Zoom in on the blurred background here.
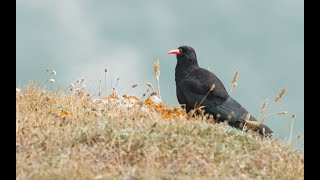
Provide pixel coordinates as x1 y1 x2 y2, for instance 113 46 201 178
16 0 304 151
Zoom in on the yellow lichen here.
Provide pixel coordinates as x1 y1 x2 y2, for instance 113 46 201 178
58 109 73 117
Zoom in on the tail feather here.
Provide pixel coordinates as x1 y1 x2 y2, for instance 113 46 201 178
204 97 274 137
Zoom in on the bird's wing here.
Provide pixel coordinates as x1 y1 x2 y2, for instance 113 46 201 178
179 80 243 118
177 76 228 110
188 68 229 99
206 96 252 122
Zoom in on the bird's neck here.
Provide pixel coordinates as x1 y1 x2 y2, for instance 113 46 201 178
175 60 199 83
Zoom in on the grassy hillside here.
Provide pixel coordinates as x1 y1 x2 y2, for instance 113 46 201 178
16 83 304 179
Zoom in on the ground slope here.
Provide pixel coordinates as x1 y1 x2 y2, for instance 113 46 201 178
16 85 304 179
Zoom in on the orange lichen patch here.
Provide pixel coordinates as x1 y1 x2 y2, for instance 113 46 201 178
105 93 117 100
122 95 140 101
58 109 73 117
144 97 155 106
144 97 187 120
102 93 186 120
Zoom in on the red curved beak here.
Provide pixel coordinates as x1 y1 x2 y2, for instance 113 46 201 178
167 49 180 55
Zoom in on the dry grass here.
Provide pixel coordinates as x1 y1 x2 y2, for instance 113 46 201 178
196 84 215 109
275 86 287 103
16 83 304 179
131 84 138 88
230 69 239 93
154 59 161 99
289 114 296 145
260 99 268 113
276 111 288 115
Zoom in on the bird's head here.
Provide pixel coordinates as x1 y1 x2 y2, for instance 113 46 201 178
167 46 198 64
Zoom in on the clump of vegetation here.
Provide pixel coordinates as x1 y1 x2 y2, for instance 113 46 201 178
16 81 304 179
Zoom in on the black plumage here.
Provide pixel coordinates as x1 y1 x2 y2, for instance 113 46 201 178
168 46 273 136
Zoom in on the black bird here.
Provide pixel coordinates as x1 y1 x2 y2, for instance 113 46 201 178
168 46 273 136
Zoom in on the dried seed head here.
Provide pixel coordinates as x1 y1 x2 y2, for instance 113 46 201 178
69 83 75 91
46 67 50 72
232 70 239 88
276 111 288 115
50 79 55 83
244 120 260 129
154 59 160 82
210 84 216 91
52 70 56 75
146 82 154 89
150 91 158 97
275 86 287 102
292 114 296 119
104 67 108 72
132 84 138 88
245 113 251 121
16 88 21 93
261 99 268 113
77 78 85 84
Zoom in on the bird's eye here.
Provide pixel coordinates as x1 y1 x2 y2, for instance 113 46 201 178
179 48 183 54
